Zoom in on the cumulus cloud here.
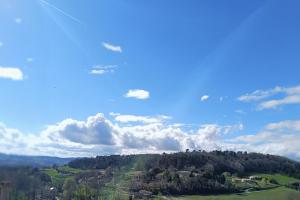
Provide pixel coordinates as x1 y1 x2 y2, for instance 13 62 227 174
0 113 244 157
230 120 300 158
201 95 209 101
102 42 122 53
89 65 117 75
0 67 24 80
42 113 117 145
238 85 300 110
1 113 300 160
124 89 150 100
0 123 40 156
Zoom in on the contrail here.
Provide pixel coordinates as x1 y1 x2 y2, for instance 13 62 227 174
39 0 81 24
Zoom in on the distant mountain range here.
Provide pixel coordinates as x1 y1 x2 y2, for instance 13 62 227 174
0 153 75 167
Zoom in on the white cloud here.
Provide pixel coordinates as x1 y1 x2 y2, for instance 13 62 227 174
0 122 39 156
266 120 300 131
0 42 3 47
15 18 22 24
90 69 106 75
238 86 283 102
0 67 24 80
102 42 122 53
258 95 300 110
201 95 209 101
109 112 121 116
230 120 300 158
0 113 299 160
238 85 300 110
112 114 171 124
235 109 246 115
0 113 244 157
26 58 34 62
125 89 150 100
42 113 117 145
89 65 117 75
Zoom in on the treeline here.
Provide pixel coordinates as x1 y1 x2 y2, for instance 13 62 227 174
144 151 300 177
0 166 52 199
69 150 300 196
69 151 300 178
68 154 138 170
134 150 300 195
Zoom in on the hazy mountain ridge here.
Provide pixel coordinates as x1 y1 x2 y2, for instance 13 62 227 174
0 153 74 167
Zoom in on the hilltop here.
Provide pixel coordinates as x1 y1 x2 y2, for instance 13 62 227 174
1 151 300 199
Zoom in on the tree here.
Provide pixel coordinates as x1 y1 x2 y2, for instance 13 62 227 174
63 178 77 200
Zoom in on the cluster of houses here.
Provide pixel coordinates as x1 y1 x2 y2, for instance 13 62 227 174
233 175 262 183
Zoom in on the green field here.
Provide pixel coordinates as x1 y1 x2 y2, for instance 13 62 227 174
96 165 135 200
41 165 300 200
156 174 300 200
41 165 83 187
257 174 300 185
172 187 300 200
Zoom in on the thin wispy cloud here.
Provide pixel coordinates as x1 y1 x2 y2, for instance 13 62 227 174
258 95 300 110
201 95 209 101
15 18 22 24
89 65 117 75
26 58 34 62
102 42 122 53
235 109 246 115
238 86 283 102
0 67 24 81
238 85 300 110
110 113 171 124
90 69 106 75
39 0 81 24
125 89 150 100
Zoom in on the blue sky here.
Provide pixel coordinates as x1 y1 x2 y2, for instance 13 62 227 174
0 0 300 158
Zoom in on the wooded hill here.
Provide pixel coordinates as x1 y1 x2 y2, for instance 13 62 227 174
69 150 300 195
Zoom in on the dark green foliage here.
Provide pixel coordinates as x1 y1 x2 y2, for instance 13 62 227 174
68 154 138 170
0 167 52 200
144 151 300 178
68 151 300 196
288 182 300 191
